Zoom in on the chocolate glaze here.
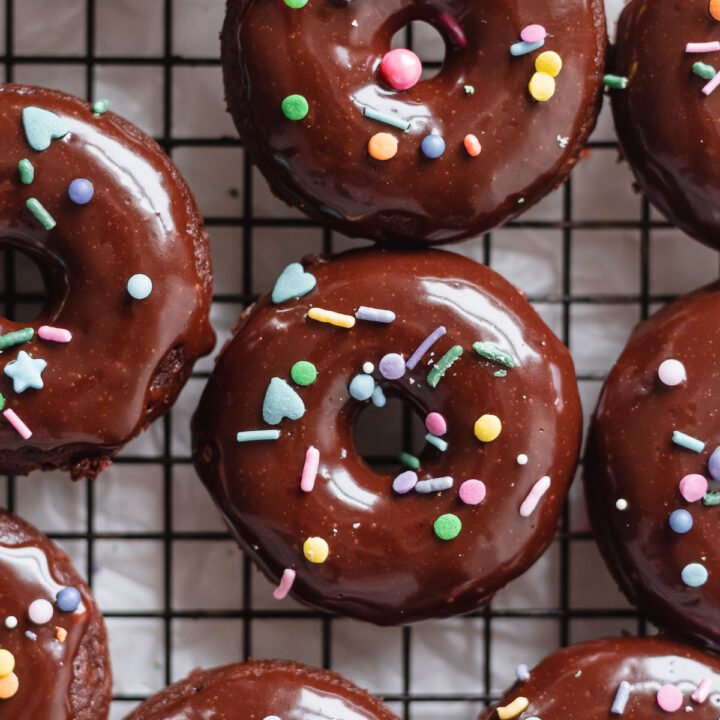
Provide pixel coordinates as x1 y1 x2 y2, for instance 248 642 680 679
585 282 720 653
126 660 398 720
0 507 111 720
611 0 720 250
221 0 606 246
0 84 214 479
479 636 720 720
192 249 582 625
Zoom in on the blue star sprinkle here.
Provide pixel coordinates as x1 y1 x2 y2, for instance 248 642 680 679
5 351 47 393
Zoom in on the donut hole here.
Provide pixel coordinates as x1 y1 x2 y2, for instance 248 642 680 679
0 248 49 322
390 21 446 81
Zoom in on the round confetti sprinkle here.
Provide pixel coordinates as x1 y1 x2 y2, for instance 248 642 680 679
68 178 94 205
284 0 308 6
56 586 82 613
421 134 445 159
127 273 153 300
368 132 398 160
0 650 14 678
380 48 422 91
4 616 17 630
393 470 418 494
669 509 693 534
658 359 686 386
379 353 405 380
303 536 329 563
679 474 708 503
520 24 547 43
281 94 309 121
474 414 502 442
0 672 18 699
535 51 562 77
709 446 720 481
464 134 481 157
28 598 53 625
291 360 317 386
711 0 720 21
348 373 374 401
434 513 462 540
616 498 628 510
529 72 556 101
657 684 683 712
682 562 708 587
263 716 282 720
459 479 486 505
517 453 528 465
362 362 374 374
425 412 447 436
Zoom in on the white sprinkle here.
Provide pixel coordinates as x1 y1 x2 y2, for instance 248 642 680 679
616 499 628 511
517 453 528 465
4 616 17 629
556 135 569 148
362 362 374 374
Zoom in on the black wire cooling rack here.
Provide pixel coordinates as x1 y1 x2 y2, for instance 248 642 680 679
0 1 667 717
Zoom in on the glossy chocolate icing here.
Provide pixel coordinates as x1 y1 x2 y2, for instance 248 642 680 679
192 249 582 624
221 0 606 246
611 0 720 250
0 508 111 720
479 636 720 720
126 660 398 720
0 84 214 479
585 282 720 653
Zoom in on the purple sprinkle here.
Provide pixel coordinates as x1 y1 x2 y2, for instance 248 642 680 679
356 306 396 323
611 681 631 714
393 470 418 494
415 476 453 493
379 353 405 380
406 326 447 370
516 664 530 681
68 178 94 205
709 446 720 481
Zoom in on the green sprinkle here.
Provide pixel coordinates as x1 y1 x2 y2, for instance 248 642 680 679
398 452 420 470
494 369 507 378
694 62 717 80
0 328 34 351
291 360 317 386
92 98 110 115
603 74 629 89
434 513 461 540
473 341 515 368
464 85 475 95
427 345 463 388
518 198 525 204
0 393 5 412
228 187 239 198
26 198 56 230
284 0 308 7
18 159 34 185
363 107 409 131
703 491 720 506
282 94 309 121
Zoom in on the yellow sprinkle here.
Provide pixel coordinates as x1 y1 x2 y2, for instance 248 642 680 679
303 536 329 563
474 414 502 442
307 307 355 328
497 697 529 720
535 51 562 77
0 650 14 678
56 627 68 643
529 72 556 102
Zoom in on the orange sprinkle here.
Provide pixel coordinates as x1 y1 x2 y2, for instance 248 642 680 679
464 134 482 157
711 0 720 20
368 132 398 160
56 626 68 643
0 672 18 700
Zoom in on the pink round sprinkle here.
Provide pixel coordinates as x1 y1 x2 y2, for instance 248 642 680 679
28 598 53 625
380 49 422 91
657 684 683 712
459 479 486 505
679 474 708 503
379 353 405 380
425 412 447 436
520 24 546 43
658 359 686 386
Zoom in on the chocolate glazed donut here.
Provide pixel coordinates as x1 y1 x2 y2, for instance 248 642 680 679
585 282 720 653
0 84 214 479
192 249 582 624
221 0 606 246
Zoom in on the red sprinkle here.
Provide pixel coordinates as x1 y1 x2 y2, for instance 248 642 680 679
464 134 482 157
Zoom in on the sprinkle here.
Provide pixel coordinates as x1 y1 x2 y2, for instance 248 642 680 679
406 326 446 370
38 326 72 343
398 452 420 470
703 491 720 506
692 678 711 704
669 509 693 533
611 681 631 714
494 369 507 378
464 85 475 95
473 341 515 368
284 0 308 6
604 74 629 89
535 51 562 77
393 470 418 494
291 360 317 386
421 134 446 159
56 586 81 613
529 72 556 101
26 198 56 229
474 414 502 442
425 433 447 452
515 664 531 681
702 71 720 95
356 306 395 323
616 498 628 510
520 476 551 517
657 685 683 712
368 132 398 160
658 359 686 386
438 13 467 47
672 431 705 452
681 562 708 587
434 513 461 540
517 454 528 465
308 307 355 328
303 536 329 563
281 94 309 121
371 385 386 407
362 362 374 373
28 598 53 625
416 476 453 493
510 40 544 56
22 106 68 151
712 0 720 21
379 353 405 380
425 412 447 436
694 61 717 80
427 345 463 388
679 473 708 502
379 48 422 91
521 24 546 43
273 568 296 599
686 41 720 53
6 409 32 439
263 377 305 424
56 626 67 643
349 373 375 401
68 178 94 205
0 327 33 350
92 98 110 114
459 479 486 505
497 697 529 719
4 616 17 629
0 672 18 699
5 351 46 393
557 135 569 148
363 106 410 131
464 134 481 157
18 158 34 184
0 650 14 678
301 446 320 492
236 429 281 442
126 273 153 300
272 263 317 304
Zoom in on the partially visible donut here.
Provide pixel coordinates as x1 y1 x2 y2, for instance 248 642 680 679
0 84 214 479
0 507 112 720
221 0 607 245
192 248 582 624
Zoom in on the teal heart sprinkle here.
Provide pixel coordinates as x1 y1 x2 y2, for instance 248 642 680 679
271 262 317 304
22 106 69 152
262 377 305 425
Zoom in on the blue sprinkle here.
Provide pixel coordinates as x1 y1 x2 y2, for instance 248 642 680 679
682 562 708 587
236 429 281 442
709 446 720 480
349 373 374 401
611 681 631 714
515 664 530 681
56 586 82 613
127 273 153 300
421 134 445 159
262 377 306 424
672 430 705 453
356 306 396 323
510 39 545 56
425 432 448 452
669 509 693 534
363 106 410 131
416 476 454 493
68 178 94 205
371 385 386 408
